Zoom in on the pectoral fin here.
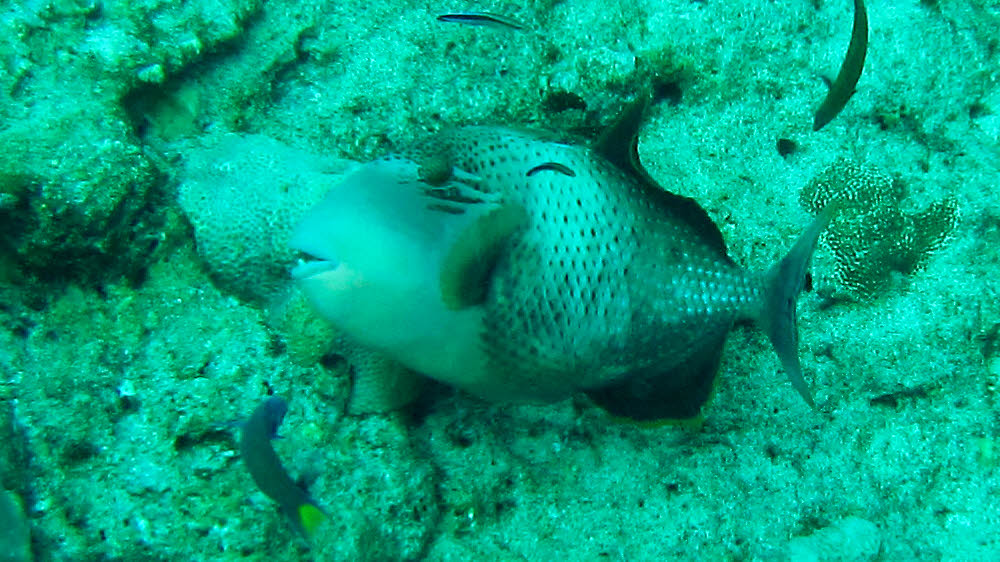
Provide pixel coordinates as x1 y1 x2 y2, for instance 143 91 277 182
440 203 528 309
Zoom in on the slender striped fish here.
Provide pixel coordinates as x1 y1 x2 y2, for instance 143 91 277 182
436 12 525 31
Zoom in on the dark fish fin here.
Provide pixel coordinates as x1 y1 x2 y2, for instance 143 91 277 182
761 205 838 407
655 192 730 259
586 332 727 421
594 92 730 257
593 91 651 175
440 203 528 309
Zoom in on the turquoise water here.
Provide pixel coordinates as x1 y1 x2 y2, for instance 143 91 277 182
1 0 997 559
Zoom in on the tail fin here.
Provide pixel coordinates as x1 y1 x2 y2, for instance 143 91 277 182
290 501 328 539
761 205 837 407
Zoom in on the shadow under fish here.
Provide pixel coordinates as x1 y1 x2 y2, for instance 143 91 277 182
291 93 833 421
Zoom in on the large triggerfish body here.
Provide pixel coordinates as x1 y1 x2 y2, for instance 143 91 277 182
291 95 832 420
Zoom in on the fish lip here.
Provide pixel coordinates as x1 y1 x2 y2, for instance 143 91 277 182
291 258 338 280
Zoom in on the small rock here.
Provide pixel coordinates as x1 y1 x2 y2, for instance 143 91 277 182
788 516 880 562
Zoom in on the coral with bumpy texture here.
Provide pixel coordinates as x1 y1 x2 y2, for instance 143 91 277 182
800 158 958 300
178 133 355 303
179 134 419 414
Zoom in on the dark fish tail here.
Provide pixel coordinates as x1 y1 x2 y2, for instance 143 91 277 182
761 206 837 407
813 0 869 131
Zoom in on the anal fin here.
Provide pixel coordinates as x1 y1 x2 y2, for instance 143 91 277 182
586 332 727 422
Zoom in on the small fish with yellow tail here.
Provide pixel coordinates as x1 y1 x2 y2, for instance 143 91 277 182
291 94 833 420
239 396 326 537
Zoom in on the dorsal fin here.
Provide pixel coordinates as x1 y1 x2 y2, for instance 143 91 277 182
594 92 729 257
593 92 651 176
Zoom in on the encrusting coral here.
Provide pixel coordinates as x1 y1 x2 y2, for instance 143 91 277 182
178 133 355 303
800 158 958 300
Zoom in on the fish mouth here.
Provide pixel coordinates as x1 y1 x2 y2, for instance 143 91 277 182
291 255 339 280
